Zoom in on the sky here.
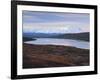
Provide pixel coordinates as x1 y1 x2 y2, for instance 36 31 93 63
22 11 90 34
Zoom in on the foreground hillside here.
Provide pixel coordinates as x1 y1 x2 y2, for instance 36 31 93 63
23 43 89 68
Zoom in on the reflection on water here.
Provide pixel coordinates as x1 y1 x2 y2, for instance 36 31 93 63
24 38 89 49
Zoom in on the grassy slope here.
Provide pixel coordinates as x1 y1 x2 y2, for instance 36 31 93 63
23 43 89 68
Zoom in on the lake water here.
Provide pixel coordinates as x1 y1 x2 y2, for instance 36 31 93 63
24 38 89 49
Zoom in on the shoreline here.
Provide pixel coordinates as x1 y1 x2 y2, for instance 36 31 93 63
24 38 89 49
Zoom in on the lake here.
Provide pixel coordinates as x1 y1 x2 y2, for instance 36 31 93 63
24 38 89 49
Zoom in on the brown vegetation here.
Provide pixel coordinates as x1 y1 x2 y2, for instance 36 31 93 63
23 43 89 68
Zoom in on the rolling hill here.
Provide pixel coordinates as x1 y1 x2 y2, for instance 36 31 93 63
52 32 89 41
23 32 89 41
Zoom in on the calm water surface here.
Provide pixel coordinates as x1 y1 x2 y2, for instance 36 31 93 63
24 38 89 49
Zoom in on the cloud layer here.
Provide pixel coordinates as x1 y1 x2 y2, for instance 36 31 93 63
23 11 90 33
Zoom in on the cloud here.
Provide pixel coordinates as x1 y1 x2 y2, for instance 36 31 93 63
22 11 90 33
23 22 89 33
23 11 90 24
